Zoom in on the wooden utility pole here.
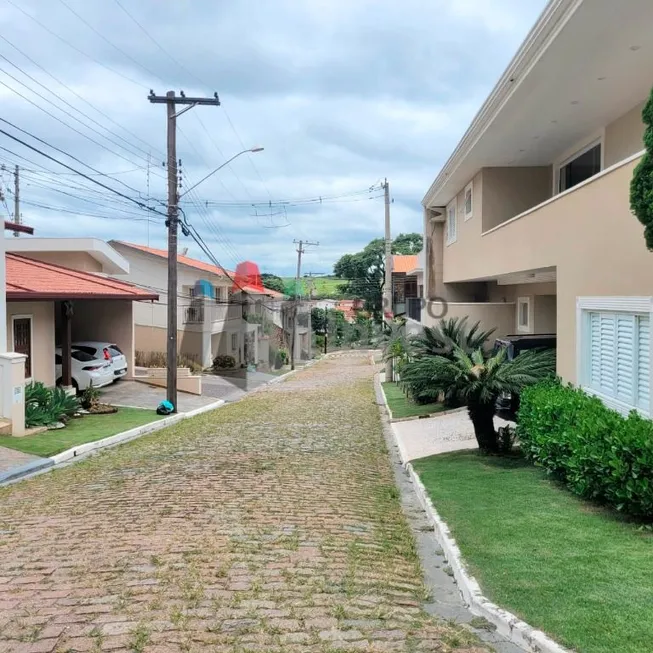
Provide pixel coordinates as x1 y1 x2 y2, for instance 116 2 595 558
13 165 19 237
148 90 221 411
383 178 393 381
290 239 319 370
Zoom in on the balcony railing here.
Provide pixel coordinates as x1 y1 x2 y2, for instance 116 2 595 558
407 297 422 322
184 305 204 324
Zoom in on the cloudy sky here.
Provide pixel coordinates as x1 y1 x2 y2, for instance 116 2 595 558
0 0 547 276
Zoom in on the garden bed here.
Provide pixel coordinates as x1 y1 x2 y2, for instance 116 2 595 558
0 408 165 457
414 451 653 653
382 381 446 419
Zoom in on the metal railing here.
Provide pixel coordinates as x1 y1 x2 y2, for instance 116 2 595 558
184 305 204 324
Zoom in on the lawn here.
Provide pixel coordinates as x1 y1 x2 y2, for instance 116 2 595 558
0 408 165 457
382 381 446 419
283 276 345 297
414 451 653 653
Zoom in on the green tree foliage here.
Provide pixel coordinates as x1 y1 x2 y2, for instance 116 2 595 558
411 317 496 358
401 345 555 453
631 87 653 248
260 273 286 294
332 233 422 318
392 232 423 254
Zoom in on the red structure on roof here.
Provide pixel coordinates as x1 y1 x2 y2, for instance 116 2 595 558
5 254 158 301
233 260 263 293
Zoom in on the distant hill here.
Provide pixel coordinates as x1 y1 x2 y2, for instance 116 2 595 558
281 276 345 298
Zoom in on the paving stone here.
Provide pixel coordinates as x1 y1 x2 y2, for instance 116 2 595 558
0 354 486 652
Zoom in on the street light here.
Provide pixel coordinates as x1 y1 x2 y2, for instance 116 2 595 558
179 147 264 198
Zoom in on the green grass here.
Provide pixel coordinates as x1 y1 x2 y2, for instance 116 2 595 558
0 408 165 457
382 382 446 419
283 275 345 297
414 451 653 653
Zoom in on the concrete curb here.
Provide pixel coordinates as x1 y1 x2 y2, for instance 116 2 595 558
0 457 54 485
405 465 569 653
0 399 226 487
374 373 568 652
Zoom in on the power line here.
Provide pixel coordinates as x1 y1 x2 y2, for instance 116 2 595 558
0 124 167 217
5 0 146 89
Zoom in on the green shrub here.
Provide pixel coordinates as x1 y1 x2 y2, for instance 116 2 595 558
518 381 653 517
81 383 101 410
24 381 79 428
213 354 236 370
278 348 289 365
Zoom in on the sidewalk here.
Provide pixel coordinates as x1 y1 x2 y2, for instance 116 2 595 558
0 446 44 474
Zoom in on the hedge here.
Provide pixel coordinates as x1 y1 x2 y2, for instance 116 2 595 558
517 381 653 518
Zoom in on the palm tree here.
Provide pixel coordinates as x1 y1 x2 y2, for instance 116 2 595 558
400 345 555 453
411 316 496 359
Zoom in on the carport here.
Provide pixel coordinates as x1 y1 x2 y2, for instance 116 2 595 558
6 254 158 387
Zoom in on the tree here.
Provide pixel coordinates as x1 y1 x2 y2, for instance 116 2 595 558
631 88 653 248
392 232 423 254
401 345 555 453
411 317 496 358
332 233 423 319
261 273 285 294
311 307 328 334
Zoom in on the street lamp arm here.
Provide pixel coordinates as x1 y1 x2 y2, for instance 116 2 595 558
178 147 263 198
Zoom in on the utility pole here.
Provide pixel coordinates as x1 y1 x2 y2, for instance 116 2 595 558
383 178 393 381
148 90 221 411
13 165 19 237
290 239 319 370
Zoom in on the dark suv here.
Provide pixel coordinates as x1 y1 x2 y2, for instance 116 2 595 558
494 333 557 418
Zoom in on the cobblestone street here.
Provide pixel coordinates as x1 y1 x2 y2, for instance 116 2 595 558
0 354 484 653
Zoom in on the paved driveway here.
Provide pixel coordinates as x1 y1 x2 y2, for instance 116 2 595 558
0 355 485 652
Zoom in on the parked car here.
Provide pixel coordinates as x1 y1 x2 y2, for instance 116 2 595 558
72 341 128 382
494 334 557 418
55 347 115 391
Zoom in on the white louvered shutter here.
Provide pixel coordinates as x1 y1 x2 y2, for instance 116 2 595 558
589 313 601 388
615 315 635 404
599 314 616 395
637 316 650 411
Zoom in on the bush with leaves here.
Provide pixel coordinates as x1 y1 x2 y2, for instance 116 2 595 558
401 345 555 453
518 381 653 518
212 354 236 370
24 381 80 428
631 87 653 248
81 383 101 410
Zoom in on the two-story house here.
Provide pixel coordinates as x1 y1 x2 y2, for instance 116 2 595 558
418 0 653 417
109 242 284 369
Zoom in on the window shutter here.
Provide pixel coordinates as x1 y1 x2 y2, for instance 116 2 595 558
598 314 616 394
638 316 650 410
589 312 601 387
615 315 635 403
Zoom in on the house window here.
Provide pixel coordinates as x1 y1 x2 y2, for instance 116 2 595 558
517 297 530 333
446 202 457 245
558 142 602 193
584 312 649 412
231 333 238 351
12 316 33 379
578 298 653 416
464 182 473 220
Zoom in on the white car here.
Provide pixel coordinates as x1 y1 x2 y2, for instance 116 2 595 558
72 341 128 382
55 347 115 391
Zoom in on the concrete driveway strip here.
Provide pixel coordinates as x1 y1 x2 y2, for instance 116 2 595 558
0 354 493 653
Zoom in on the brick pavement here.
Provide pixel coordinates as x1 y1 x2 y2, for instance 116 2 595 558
0 353 485 652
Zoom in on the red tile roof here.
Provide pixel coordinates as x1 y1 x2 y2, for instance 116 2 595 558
392 254 419 274
6 254 158 301
115 241 234 277
114 241 286 299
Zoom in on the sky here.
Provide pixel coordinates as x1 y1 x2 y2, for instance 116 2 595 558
0 0 547 276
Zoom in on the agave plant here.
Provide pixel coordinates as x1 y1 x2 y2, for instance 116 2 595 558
411 316 496 359
400 345 555 453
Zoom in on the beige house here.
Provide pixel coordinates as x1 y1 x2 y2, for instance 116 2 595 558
418 0 653 417
4 237 157 388
109 242 286 369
